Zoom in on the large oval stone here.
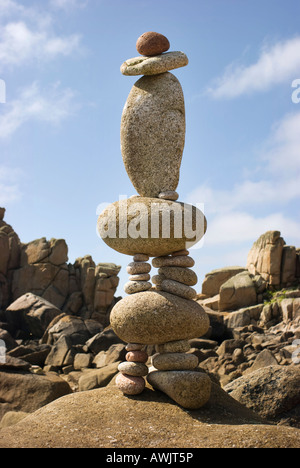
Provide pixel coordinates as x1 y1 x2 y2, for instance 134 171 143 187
97 196 207 257
121 72 185 198
110 290 210 345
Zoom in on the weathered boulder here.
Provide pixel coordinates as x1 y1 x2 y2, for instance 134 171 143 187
85 327 125 356
0 369 72 421
201 266 246 298
219 271 257 312
225 365 300 427
244 349 278 374
78 362 120 391
5 293 62 339
0 411 29 429
43 314 102 347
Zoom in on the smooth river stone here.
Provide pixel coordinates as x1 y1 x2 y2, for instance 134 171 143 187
129 273 151 281
136 32 170 56
155 339 191 354
110 290 210 345
161 279 197 300
120 72 185 198
118 361 148 377
124 280 152 294
120 52 188 76
152 352 198 371
152 255 195 268
147 370 212 409
126 262 151 275
116 373 145 395
158 266 198 286
97 197 207 257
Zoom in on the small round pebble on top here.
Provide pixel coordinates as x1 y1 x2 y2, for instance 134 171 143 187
136 31 170 56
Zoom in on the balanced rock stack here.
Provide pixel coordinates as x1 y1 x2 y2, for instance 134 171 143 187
98 32 211 409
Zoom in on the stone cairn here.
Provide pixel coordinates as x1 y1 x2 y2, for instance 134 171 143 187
98 32 211 409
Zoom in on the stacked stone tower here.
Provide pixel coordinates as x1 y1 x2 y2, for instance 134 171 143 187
98 32 211 409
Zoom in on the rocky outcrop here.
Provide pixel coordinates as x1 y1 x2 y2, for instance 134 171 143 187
199 231 299 313
0 208 21 311
0 209 121 327
247 231 299 288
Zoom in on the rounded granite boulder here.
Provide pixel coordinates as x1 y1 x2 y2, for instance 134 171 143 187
120 72 185 198
110 290 210 345
97 196 207 257
147 370 212 409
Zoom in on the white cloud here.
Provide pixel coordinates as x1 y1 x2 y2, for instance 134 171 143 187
0 0 82 71
204 211 300 246
0 165 22 204
0 81 77 139
263 111 300 175
187 109 300 254
207 36 300 99
50 0 88 10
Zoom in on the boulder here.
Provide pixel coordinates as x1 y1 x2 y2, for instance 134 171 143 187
244 349 278 374
0 369 72 421
0 328 18 351
201 266 246 298
85 327 125 356
43 315 102 347
5 293 62 339
0 412 29 429
1 383 300 448
78 362 120 391
219 271 257 312
224 365 300 426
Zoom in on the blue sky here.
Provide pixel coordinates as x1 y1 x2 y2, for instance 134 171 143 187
1 0 300 295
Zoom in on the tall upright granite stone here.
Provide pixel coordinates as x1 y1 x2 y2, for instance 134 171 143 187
98 32 210 409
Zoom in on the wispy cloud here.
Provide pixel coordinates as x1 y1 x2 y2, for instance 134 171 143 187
50 0 88 10
187 110 300 248
0 165 22 205
0 81 77 139
207 36 300 99
0 0 82 71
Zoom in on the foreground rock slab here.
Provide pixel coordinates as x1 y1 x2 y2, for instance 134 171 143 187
0 384 299 448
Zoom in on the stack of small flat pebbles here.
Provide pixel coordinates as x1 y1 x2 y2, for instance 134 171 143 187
116 343 148 395
98 32 211 409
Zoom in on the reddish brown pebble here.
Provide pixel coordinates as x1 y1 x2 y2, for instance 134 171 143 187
116 373 145 395
172 249 190 257
126 350 148 363
136 31 170 56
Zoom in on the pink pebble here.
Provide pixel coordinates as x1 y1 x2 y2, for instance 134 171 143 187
126 350 148 363
116 373 145 395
